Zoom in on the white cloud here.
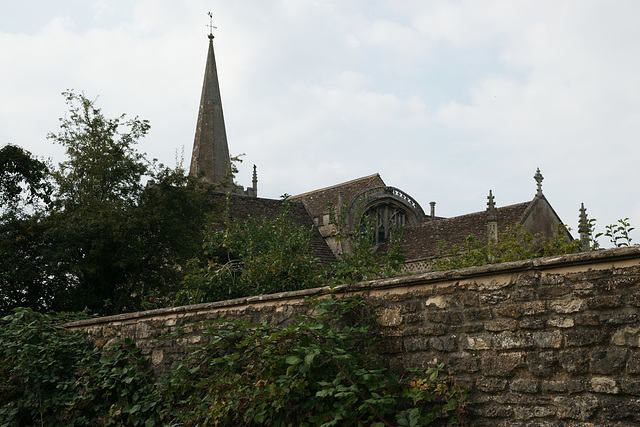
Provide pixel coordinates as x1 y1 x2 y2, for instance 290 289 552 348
1 0 640 244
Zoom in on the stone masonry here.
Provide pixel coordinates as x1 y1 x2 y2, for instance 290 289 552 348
66 246 640 425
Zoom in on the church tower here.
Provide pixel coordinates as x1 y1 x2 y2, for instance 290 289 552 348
189 15 232 185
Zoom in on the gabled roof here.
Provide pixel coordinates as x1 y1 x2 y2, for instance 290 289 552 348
400 201 532 261
210 193 336 264
290 174 386 218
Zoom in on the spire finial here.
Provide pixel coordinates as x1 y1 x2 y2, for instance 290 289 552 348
487 190 497 221
534 168 544 196
578 202 591 251
206 12 217 40
252 164 258 193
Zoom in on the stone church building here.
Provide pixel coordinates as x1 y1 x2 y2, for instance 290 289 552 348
189 29 575 272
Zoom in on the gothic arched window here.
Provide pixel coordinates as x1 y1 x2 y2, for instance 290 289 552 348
361 203 407 245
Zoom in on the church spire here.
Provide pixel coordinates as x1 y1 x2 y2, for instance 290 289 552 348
189 12 232 185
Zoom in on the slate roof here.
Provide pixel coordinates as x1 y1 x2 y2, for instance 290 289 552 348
210 193 336 264
400 201 532 261
290 174 386 219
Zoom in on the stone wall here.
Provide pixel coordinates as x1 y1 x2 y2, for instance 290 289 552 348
66 247 640 425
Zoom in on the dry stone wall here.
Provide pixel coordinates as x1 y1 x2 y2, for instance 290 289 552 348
66 247 640 425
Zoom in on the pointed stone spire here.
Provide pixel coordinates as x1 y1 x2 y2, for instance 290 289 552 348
534 168 544 196
189 13 232 185
486 190 498 242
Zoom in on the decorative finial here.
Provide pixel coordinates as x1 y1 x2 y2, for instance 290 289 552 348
578 203 591 251
252 164 258 192
487 190 497 222
534 168 544 196
206 12 217 40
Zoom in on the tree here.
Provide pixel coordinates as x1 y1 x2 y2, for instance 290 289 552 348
49 90 150 209
0 144 51 219
0 145 58 313
176 196 320 305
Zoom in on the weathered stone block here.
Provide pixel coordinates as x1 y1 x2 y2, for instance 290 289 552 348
425 296 448 309
612 325 640 347
600 312 638 325
619 379 640 396
549 298 584 314
513 405 555 420
527 351 557 377
591 348 628 374
480 291 510 305
151 349 164 365
477 376 508 392
547 317 574 328
464 307 493 321
519 317 545 329
565 330 606 347
538 284 573 299
405 312 423 324
626 351 640 373
404 336 429 352
540 274 565 286
558 349 590 374
566 379 586 394
554 395 599 421
461 334 491 350
473 404 514 418
573 314 599 326
590 376 619 394
484 319 517 332
418 323 448 336
541 380 567 393
481 352 525 376
376 307 403 327
448 352 479 373
523 300 547 316
494 303 524 318
586 294 624 309
493 331 533 349
572 282 594 296
429 336 457 352
532 331 563 348
511 378 539 393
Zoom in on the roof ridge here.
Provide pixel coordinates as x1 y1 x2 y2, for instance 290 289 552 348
290 173 382 199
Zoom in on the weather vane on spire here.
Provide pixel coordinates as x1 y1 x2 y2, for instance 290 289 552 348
206 12 217 39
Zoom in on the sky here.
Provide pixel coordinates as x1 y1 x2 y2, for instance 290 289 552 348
1 0 639 245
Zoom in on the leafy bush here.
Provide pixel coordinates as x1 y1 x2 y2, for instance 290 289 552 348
157 295 468 426
431 223 582 271
176 197 321 305
1 298 468 426
0 308 161 426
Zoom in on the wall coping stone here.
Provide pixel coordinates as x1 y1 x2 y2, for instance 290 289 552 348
65 246 640 329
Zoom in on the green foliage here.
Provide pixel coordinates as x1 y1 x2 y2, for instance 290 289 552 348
325 201 406 285
158 294 468 426
176 196 320 305
0 144 51 220
596 218 635 248
431 223 582 271
0 92 216 315
0 308 160 426
176 198 408 306
49 90 150 209
1 298 468 426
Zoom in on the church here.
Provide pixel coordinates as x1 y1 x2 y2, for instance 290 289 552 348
188 26 576 273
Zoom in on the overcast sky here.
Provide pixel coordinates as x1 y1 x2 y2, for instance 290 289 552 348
1 1 639 245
